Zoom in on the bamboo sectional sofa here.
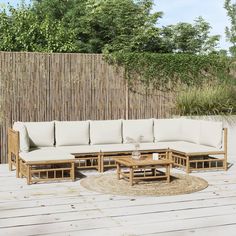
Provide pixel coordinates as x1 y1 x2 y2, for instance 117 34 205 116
8 118 228 184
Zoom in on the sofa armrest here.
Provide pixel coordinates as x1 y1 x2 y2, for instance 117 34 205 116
8 128 19 155
8 128 20 174
223 128 228 154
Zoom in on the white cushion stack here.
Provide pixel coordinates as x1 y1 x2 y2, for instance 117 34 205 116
13 118 224 161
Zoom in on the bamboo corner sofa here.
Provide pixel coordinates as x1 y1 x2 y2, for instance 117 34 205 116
8 118 228 184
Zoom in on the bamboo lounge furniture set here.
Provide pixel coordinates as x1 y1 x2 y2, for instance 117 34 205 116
8 118 228 184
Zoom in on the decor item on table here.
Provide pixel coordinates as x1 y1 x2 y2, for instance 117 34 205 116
132 149 141 160
126 136 143 160
80 173 208 196
152 153 159 160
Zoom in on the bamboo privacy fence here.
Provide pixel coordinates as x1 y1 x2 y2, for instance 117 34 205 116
0 52 173 163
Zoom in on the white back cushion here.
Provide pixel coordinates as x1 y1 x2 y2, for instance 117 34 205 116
24 121 55 147
55 121 89 146
180 119 200 144
90 120 122 145
199 120 223 148
123 119 154 143
13 122 30 152
154 118 182 142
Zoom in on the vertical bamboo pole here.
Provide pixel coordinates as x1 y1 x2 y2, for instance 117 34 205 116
125 79 129 120
71 162 75 181
224 128 228 171
27 165 31 185
186 156 190 174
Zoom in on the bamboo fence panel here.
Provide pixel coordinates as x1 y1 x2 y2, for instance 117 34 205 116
0 52 173 164
127 80 174 119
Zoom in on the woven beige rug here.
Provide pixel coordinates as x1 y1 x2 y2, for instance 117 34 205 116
80 173 208 196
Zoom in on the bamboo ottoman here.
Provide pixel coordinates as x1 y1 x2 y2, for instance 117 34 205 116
19 151 76 185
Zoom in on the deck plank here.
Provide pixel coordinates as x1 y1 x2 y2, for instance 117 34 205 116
0 163 236 236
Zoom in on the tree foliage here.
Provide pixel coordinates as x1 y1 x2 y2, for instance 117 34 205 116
0 2 78 52
166 17 220 54
0 0 221 54
32 0 163 53
160 17 220 54
225 0 236 57
86 0 162 53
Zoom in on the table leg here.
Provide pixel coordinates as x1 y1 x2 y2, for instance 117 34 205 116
100 154 104 173
27 165 31 185
98 154 101 172
71 162 75 181
186 155 190 174
117 163 120 180
166 164 170 183
151 167 155 176
130 167 133 186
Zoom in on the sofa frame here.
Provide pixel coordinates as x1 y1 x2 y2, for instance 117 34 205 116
8 128 75 184
8 129 20 175
171 128 228 173
7 126 228 184
19 158 75 185
73 152 101 172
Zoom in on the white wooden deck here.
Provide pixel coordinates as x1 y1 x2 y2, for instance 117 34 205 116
1 162 236 236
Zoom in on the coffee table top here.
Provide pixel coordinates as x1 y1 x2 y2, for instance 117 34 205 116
115 156 173 167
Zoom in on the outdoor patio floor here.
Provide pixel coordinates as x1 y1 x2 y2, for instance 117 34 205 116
1 162 236 236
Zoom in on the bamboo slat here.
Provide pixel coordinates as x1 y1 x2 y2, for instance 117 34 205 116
0 52 173 163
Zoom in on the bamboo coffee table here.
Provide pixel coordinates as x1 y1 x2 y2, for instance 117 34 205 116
116 156 173 186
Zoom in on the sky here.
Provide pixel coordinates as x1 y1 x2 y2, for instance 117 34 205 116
154 0 231 50
0 0 232 51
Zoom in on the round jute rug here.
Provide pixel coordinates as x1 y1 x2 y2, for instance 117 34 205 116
80 173 208 196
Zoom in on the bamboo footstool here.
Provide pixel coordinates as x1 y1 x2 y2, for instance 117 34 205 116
19 153 76 185
116 156 174 186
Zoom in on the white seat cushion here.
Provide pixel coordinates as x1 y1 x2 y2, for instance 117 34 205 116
90 120 122 145
123 119 154 143
169 141 219 153
154 118 182 142
95 144 135 152
55 145 100 154
55 121 89 146
141 141 219 153
199 120 223 148
24 121 55 147
139 142 172 150
20 148 74 162
180 119 200 144
94 142 218 153
13 122 30 152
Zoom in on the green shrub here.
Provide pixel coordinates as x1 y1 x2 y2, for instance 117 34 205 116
175 85 236 115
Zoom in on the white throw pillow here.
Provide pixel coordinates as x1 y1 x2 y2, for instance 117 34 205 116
199 120 223 148
154 118 182 142
180 119 201 144
123 119 154 143
90 120 122 145
55 121 89 146
13 122 30 152
24 121 55 147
